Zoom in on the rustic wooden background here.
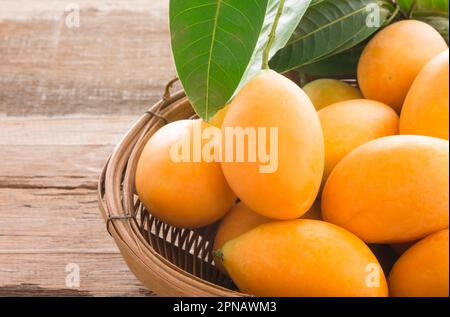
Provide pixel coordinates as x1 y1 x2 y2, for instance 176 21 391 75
0 0 177 296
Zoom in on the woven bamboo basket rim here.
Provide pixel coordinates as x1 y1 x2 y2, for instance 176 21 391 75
97 81 249 297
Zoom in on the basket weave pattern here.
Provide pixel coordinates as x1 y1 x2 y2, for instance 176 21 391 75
98 89 245 296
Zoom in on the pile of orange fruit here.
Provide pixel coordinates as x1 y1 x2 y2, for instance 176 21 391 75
136 20 449 297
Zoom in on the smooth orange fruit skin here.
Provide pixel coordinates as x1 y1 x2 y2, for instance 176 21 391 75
303 79 363 110
400 50 449 140
213 202 271 253
135 120 236 229
213 200 323 272
358 20 448 112
214 201 323 251
318 99 399 184
213 202 272 272
322 135 449 243
389 229 449 297
221 70 324 220
220 220 388 297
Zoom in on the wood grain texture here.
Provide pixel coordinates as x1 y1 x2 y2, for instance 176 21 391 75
0 116 136 146
0 254 154 297
0 0 180 296
0 116 159 296
0 0 178 116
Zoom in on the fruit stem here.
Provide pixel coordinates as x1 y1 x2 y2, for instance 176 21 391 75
262 0 285 70
214 249 224 262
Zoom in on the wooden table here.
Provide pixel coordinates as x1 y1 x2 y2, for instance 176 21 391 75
0 0 177 296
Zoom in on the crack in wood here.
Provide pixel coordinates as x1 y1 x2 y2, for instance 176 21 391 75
0 183 97 190
0 283 156 297
0 283 93 297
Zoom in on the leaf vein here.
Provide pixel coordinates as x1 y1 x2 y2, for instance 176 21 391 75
171 2 216 26
205 0 223 119
286 5 368 46
222 1 257 35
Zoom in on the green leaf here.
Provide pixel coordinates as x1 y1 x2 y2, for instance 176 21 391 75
299 44 365 76
395 1 449 42
397 0 449 17
333 6 389 52
170 0 311 120
170 0 268 120
269 0 391 73
238 0 311 92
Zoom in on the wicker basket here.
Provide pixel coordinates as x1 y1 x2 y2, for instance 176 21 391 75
97 81 247 297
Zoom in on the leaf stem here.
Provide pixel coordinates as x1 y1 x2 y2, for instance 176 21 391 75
385 0 407 19
407 0 417 18
262 0 286 70
384 4 401 26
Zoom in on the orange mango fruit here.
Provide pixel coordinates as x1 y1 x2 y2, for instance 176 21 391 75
389 229 449 297
322 135 449 243
318 99 399 184
135 119 236 228
219 220 388 297
221 70 324 220
400 50 449 140
358 20 448 112
303 79 363 110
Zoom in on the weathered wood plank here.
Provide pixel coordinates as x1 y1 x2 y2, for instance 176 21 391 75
0 0 177 117
0 145 112 188
0 0 174 296
0 116 137 146
0 253 155 296
0 187 114 251
0 116 153 295
0 120 125 250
